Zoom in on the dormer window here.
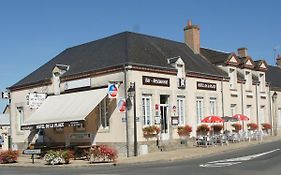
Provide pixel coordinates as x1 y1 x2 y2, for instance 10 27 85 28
229 68 237 89
245 71 252 91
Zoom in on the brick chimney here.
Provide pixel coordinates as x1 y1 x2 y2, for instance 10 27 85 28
276 54 281 67
184 20 200 54
237 47 248 57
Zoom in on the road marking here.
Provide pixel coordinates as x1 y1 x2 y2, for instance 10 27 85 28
200 148 280 168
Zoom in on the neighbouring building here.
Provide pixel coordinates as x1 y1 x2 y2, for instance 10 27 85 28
5 20 281 156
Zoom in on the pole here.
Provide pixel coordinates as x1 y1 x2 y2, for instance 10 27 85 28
274 97 278 136
123 65 130 157
133 82 138 156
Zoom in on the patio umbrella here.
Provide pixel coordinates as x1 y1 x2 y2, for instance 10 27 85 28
201 116 224 123
201 116 224 135
233 114 249 121
233 114 249 131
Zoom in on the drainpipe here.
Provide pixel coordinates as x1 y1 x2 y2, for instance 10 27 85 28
241 83 244 115
268 85 273 136
221 78 225 117
123 64 129 157
255 84 259 130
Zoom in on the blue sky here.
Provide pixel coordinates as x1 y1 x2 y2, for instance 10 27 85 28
0 0 280 111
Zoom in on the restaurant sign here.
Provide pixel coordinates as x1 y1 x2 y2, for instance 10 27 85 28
21 121 84 130
197 82 217 91
142 76 170 87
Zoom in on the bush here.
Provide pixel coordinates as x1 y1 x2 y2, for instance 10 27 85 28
143 125 160 138
177 125 192 137
247 123 258 131
0 150 19 164
44 150 74 165
89 145 118 163
196 124 210 135
211 124 223 133
232 123 242 132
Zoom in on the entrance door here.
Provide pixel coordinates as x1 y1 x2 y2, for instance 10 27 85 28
160 94 170 140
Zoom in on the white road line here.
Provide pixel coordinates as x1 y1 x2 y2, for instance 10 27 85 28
200 148 280 168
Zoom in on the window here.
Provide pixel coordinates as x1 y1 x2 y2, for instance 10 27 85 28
259 106 265 124
229 68 236 89
99 98 109 129
209 97 216 116
142 95 152 126
259 73 265 92
196 97 204 124
75 123 85 131
246 105 252 118
230 104 237 117
177 97 185 125
245 71 252 91
16 107 24 132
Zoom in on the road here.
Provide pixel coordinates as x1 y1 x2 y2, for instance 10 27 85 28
1 140 281 175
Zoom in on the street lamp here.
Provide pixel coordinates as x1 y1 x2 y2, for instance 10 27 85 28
127 82 137 156
272 92 278 136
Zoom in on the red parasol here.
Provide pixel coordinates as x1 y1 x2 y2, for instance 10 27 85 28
201 116 224 123
233 114 249 121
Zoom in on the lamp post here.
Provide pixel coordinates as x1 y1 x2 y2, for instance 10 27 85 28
127 82 137 156
272 92 278 136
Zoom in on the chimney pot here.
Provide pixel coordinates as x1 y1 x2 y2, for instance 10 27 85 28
184 19 200 54
276 54 281 67
237 47 248 57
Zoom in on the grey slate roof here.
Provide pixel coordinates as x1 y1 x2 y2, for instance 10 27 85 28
200 48 231 64
266 65 281 89
11 32 227 89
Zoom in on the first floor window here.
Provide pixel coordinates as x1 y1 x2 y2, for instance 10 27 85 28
259 106 265 124
16 107 24 132
142 95 152 126
196 97 204 124
278 108 281 127
177 96 185 125
246 105 252 119
99 98 109 129
209 97 216 116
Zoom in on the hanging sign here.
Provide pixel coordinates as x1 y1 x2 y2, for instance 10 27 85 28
108 83 118 98
117 98 126 112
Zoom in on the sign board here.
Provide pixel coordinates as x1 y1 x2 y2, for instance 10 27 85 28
23 149 41 155
117 98 126 112
155 116 161 125
108 83 118 98
26 93 47 109
65 78 90 90
197 82 217 91
171 116 179 125
178 78 186 89
142 76 170 87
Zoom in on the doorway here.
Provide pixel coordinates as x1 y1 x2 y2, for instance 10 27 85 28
160 95 169 140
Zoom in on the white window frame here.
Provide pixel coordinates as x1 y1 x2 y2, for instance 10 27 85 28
196 97 204 124
99 98 109 130
230 104 237 117
259 73 265 92
278 108 281 127
246 105 252 119
16 107 24 132
245 71 252 91
177 96 185 125
229 68 237 89
259 106 265 124
142 95 152 126
209 97 216 116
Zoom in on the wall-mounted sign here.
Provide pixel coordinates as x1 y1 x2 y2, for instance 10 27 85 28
117 98 126 112
171 116 179 125
178 78 186 89
197 82 217 91
65 78 90 90
26 93 47 109
142 76 170 87
108 83 118 98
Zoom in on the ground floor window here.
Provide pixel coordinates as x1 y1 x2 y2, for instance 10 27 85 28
259 106 265 124
177 96 185 125
142 95 152 126
209 97 216 116
278 108 281 127
246 105 252 119
16 106 24 132
196 97 204 124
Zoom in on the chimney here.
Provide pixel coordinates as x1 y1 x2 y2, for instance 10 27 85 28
276 54 281 67
237 47 248 57
184 20 200 54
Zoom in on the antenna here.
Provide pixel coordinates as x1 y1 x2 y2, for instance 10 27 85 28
273 46 280 64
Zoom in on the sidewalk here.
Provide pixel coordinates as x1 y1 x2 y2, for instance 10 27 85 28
1 135 281 168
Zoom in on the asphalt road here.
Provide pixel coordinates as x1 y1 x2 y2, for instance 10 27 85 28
1 140 281 175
